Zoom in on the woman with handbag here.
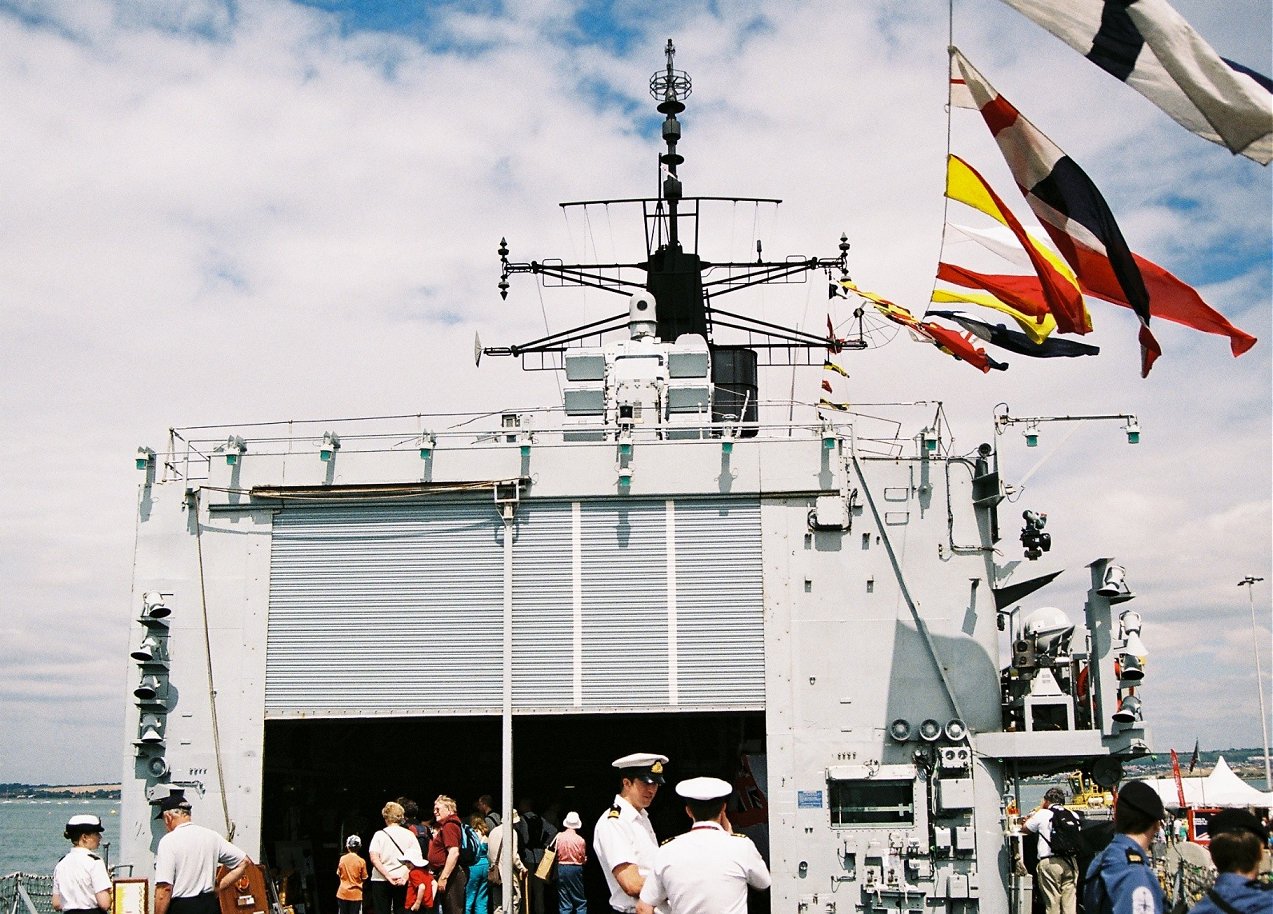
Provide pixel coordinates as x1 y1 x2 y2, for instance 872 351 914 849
370 802 424 914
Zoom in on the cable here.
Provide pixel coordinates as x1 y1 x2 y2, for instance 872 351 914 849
192 490 235 841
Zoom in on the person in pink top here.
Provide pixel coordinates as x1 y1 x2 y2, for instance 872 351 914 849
553 812 588 914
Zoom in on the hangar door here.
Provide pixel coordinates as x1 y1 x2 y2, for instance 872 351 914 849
264 496 763 716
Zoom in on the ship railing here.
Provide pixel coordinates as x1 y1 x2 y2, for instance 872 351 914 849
150 400 947 484
0 874 53 914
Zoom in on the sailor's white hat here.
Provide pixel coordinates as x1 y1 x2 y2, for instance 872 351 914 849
612 752 669 784
675 777 732 802
65 814 105 833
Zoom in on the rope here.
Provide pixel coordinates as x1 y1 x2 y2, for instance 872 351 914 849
193 489 235 841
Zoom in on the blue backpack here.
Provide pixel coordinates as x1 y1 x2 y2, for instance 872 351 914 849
457 821 481 868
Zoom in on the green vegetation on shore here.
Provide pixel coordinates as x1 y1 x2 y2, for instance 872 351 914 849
0 784 121 800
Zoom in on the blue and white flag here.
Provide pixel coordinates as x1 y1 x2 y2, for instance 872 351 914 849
998 0 1273 164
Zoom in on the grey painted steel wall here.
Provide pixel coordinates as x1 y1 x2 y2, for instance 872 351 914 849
265 496 763 715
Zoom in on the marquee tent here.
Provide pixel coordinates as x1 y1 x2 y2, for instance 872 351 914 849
1142 756 1273 809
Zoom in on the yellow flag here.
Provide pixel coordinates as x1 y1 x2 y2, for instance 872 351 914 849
931 289 1057 345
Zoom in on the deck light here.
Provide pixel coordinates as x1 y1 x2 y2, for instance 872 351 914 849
888 718 913 741
919 718 942 741
319 432 340 461
419 432 436 460
944 719 968 741
1124 417 1140 445
222 436 246 466
136 446 155 470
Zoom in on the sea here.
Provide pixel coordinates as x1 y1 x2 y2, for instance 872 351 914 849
0 798 122 877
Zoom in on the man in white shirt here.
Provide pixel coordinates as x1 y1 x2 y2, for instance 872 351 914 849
152 794 249 914
594 753 668 914
637 777 770 914
1023 788 1076 914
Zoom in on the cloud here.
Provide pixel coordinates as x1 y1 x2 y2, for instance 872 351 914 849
0 0 1268 783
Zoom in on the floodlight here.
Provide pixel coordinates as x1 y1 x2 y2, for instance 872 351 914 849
1099 564 1134 602
146 755 170 778
222 436 246 466
319 432 340 461
944 719 968 742
919 718 942 742
131 636 166 664
141 592 171 622
888 719 913 742
1118 653 1144 682
134 675 164 701
1111 693 1142 724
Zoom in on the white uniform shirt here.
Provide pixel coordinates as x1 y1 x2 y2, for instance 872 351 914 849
593 795 659 913
639 822 771 914
53 847 112 910
154 821 247 897
1024 807 1057 859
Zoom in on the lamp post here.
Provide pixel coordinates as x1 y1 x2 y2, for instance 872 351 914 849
1237 575 1271 790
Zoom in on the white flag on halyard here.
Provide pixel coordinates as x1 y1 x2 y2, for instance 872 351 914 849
997 0 1273 164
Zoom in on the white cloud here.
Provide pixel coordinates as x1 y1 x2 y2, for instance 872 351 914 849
0 0 1268 781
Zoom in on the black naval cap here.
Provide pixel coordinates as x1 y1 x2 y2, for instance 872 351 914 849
1116 780 1165 821
613 752 668 785
151 792 193 819
1208 808 1269 845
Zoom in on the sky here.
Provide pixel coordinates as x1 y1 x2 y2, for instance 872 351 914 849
0 0 1268 785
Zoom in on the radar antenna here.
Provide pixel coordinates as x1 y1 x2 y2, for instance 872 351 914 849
485 41 862 372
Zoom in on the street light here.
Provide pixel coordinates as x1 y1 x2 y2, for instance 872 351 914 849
1238 575 1270 790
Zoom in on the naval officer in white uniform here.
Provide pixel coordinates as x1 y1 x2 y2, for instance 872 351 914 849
593 752 668 914
52 815 113 914
637 777 770 914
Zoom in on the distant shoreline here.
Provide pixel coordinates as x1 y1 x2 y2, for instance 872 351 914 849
0 785 121 799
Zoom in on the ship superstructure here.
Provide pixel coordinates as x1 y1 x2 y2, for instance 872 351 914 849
120 44 1154 914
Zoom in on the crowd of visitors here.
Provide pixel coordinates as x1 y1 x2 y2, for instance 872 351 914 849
340 794 584 914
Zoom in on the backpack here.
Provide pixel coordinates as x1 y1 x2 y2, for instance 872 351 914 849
1045 806 1083 858
457 820 481 868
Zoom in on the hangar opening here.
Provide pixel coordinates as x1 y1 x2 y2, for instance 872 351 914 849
260 710 767 914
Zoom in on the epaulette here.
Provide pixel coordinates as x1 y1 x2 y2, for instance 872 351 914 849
607 805 621 819
88 853 101 861
730 832 748 839
660 836 676 845
1124 849 1143 864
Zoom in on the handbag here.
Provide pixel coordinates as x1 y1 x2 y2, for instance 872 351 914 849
533 837 557 881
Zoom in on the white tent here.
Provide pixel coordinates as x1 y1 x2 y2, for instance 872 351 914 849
1143 756 1273 808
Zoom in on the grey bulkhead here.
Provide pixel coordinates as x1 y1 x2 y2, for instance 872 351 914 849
121 431 1009 912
